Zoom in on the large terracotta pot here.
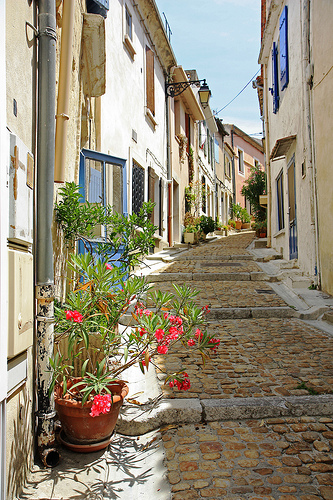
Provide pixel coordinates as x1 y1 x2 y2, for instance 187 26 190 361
235 220 242 230
55 379 128 449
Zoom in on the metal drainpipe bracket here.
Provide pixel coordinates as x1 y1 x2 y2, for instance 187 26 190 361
36 410 57 420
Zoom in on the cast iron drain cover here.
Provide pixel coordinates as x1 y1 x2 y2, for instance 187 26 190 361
201 262 242 267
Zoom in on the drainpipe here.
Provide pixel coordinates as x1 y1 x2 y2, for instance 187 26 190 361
302 0 320 287
263 64 272 248
165 76 172 247
54 0 75 183
35 0 59 467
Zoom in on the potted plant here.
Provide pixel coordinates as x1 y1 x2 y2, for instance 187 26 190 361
228 219 236 230
52 184 219 451
199 215 216 237
232 203 243 230
240 207 251 229
183 224 198 244
253 219 267 237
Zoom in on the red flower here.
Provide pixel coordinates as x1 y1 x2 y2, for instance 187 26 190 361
169 373 191 391
139 328 146 337
202 305 210 314
155 328 165 342
158 344 168 354
187 338 196 346
65 310 83 323
90 393 111 417
105 263 112 270
195 328 203 340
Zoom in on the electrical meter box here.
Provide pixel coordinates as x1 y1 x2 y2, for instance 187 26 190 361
8 248 34 358
9 134 34 246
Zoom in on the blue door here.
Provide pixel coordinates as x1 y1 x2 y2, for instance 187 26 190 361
78 149 127 266
288 157 298 259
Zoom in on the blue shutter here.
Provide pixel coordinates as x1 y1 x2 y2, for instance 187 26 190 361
272 42 279 114
279 5 289 91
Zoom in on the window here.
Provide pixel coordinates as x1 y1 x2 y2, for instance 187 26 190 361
79 149 125 215
224 154 231 178
132 161 145 215
276 170 284 231
238 149 244 174
86 0 109 18
125 5 132 40
202 175 206 213
146 46 155 116
214 139 219 164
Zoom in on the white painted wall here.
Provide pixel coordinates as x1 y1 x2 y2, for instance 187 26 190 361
101 0 168 241
264 1 316 275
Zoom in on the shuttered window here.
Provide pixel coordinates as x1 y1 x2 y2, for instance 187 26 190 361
272 42 279 114
146 46 155 116
279 5 289 91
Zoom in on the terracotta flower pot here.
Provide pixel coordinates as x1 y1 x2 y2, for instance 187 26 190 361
55 379 128 449
235 220 242 230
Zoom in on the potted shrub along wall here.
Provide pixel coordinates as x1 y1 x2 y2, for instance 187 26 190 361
52 183 220 451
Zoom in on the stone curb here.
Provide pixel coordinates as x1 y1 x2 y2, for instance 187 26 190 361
202 394 333 422
117 394 333 436
146 272 269 282
117 398 202 436
177 254 253 261
208 306 296 320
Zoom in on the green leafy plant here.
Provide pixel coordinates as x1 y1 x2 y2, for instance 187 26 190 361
199 215 217 235
241 165 267 221
240 207 251 224
55 182 156 270
231 203 243 221
50 252 220 405
296 381 318 395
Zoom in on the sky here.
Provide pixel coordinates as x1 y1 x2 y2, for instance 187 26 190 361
155 0 263 137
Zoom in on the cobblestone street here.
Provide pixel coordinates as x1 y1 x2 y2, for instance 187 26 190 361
151 233 333 499
19 233 333 500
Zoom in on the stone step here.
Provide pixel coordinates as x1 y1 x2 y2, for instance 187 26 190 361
286 275 313 289
145 272 269 282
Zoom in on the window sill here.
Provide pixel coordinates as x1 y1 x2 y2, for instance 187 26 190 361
123 34 136 60
145 108 157 129
273 228 285 238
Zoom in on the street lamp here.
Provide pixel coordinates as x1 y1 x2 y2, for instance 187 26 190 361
165 78 211 107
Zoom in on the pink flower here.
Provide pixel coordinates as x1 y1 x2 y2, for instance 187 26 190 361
105 263 112 270
155 329 165 342
90 393 111 417
144 309 152 317
195 329 203 340
158 344 168 354
187 338 196 346
163 312 169 320
208 338 220 352
65 310 83 323
168 326 179 339
139 328 146 337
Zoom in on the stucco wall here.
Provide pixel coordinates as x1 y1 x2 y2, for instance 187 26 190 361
264 1 316 273
101 0 168 242
311 0 333 294
6 350 34 500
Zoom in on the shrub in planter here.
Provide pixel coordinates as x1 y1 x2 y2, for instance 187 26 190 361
199 215 217 235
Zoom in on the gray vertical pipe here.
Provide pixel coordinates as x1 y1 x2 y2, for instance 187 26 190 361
35 0 59 466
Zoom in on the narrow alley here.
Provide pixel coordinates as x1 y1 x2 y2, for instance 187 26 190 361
19 232 333 500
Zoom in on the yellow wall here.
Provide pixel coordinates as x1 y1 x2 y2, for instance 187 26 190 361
312 0 333 294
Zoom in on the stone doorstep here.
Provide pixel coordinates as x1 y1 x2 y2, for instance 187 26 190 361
117 394 333 436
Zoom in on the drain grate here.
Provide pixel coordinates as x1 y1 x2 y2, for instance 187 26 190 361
201 262 242 267
255 289 276 294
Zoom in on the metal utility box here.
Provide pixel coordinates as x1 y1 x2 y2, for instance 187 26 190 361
8 134 34 246
8 248 34 358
